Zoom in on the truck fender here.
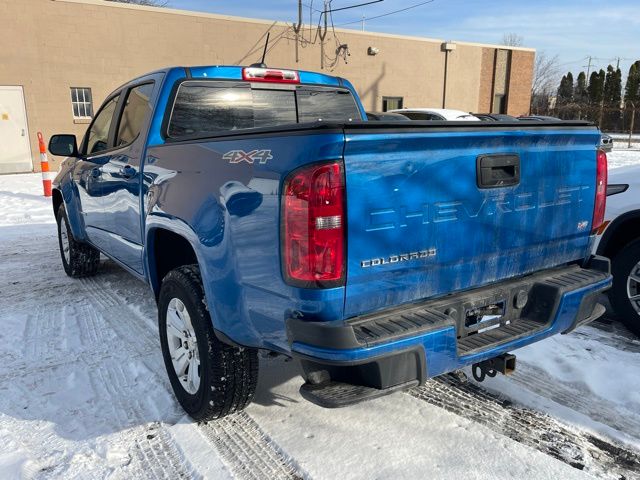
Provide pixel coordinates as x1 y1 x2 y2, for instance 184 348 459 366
144 215 204 296
53 166 87 242
596 209 640 259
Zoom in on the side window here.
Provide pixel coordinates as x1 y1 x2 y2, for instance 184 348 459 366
86 95 119 155
403 112 425 120
116 83 155 147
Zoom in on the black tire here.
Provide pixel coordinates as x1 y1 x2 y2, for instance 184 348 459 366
158 265 259 420
56 204 100 278
609 239 640 337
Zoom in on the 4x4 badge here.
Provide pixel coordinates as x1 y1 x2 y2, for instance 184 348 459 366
223 149 273 165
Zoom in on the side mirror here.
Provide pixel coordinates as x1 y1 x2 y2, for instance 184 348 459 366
49 134 79 157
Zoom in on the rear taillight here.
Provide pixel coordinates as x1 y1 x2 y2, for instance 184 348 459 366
592 149 608 233
282 161 345 288
242 67 300 84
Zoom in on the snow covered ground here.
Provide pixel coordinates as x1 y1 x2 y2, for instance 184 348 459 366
1 146 639 480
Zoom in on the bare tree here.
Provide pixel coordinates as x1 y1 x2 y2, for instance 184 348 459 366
106 0 169 6
502 33 524 47
531 51 561 111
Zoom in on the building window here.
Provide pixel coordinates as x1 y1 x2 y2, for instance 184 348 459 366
71 87 93 119
382 96 403 112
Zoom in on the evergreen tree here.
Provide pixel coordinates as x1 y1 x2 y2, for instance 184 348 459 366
557 74 566 102
612 67 622 107
557 72 574 104
588 69 605 104
625 60 640 104
575 71 587 104
603 66 614 102
603 65 622 107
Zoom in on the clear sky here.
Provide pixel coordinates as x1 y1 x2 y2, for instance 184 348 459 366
171 0 639 81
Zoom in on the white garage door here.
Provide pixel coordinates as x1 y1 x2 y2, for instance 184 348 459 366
0 86 33 174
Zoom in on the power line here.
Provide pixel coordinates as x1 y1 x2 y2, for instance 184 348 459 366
337 0 435 26
326 0 383 14
557 57 588 67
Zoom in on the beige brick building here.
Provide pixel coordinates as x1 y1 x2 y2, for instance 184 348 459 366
0 0 535 172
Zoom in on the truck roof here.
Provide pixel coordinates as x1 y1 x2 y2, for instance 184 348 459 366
117 65 347 91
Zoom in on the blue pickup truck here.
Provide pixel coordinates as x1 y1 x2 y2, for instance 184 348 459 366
49 65 612 419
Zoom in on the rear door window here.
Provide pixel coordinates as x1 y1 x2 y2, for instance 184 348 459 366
167 81 361 140
116 83 155 147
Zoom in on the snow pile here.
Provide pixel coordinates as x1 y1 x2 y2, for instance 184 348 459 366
0 173 54 228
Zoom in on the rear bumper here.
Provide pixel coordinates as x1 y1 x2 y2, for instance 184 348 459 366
287 258 611 404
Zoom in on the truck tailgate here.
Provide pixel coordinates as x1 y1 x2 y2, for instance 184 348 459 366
343 124 601 318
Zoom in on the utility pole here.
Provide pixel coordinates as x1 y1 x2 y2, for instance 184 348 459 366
293 0 302 63
318 1 329 69
584 56 593 80
361 15 365 31
628 101 636 149
441 42 456 109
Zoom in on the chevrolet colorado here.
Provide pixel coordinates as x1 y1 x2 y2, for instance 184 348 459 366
48 65 612 420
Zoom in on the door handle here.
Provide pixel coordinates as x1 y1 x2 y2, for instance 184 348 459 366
21 129 25 137
476 154 520 189
91 168 101 178
120 165 137 178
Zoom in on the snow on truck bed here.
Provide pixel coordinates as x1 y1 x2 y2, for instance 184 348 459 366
0 147 639 480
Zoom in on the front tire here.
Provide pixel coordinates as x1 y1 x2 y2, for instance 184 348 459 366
56 204 100 277
609 239 640 337
158 265 259 420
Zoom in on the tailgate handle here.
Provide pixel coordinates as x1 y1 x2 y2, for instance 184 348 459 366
476 154 520 189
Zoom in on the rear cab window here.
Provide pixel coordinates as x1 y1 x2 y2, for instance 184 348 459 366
166 81 361 140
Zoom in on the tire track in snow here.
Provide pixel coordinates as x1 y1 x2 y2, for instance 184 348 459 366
123 424 200 480
506 363 640 436
77 302 114 351
0 300 128 382
90 361 193 479
408 377 640 479
198 411 306 480
576 323 640 354
80 275 159 357
80 267 307 480
0 304 79 381
0 286 189 479
23 304 61 362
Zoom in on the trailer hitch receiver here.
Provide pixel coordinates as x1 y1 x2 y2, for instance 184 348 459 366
471 353 516 382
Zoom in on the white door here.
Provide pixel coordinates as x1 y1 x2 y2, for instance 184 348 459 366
0 86 33 174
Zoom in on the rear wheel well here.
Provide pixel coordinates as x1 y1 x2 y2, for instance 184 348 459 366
149 229 198 297
599 213 640 260
52 189 63 217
